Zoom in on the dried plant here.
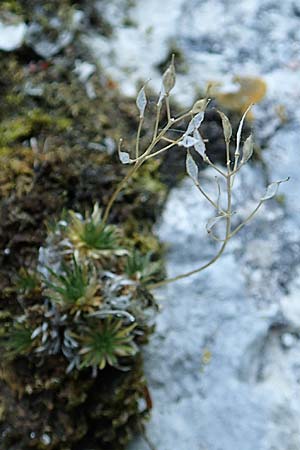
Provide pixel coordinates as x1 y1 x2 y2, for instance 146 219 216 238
103 56 288 290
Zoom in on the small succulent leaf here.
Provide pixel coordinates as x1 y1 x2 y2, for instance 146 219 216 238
193 129 206 158
119 151 131 164
241 134 254 164
206 215 224 234
186 151 198 183
136 86 147 117
236 104 252 154
192 98 207 114
260 178 289 201
217 110 232 142
162 60 176 94
179 135 200 148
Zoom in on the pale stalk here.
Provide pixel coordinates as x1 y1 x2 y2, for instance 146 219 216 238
225 141 231 174
204 156 227 177
103 110 187 223
145 136 182 160
102 161 141 224
149 172 232 290
152 104 161 143
135 117 144 159
195 183 225 212
228 201 263 238
166 95 171 122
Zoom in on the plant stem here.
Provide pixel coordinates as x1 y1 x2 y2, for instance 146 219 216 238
228 200 263 238
152 104 161 142
148 239 228 290
136 118 144 159
166 95 171 122
149 174 232 290
102 162 141 224
196 183 224 212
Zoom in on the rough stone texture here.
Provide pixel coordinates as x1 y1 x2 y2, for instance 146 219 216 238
129 163 300 450
88 1 300 449
0 21 27 51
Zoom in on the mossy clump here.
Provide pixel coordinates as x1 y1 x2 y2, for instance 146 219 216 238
0 204 163 449
0 109 71 147
0 5 168 448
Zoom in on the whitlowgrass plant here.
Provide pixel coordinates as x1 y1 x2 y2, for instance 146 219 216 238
103 56 288 290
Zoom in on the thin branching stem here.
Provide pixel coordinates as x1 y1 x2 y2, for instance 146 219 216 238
204 156 227 178
103 108 195 223
225 141 231 174
166 95 171 122
148 233 228 290
136 118 144 159
195 183 225 213
102 161 141 224
104 70 277 290
149 170 232 290
152 104 162 142
145 136 183 160
161 136 177 144
229 200 263 238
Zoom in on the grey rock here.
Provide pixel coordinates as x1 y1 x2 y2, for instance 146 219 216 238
86 1 300 449
0 20 27 51
26 22 73 58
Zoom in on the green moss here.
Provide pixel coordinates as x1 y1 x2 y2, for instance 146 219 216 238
0 0 24 15
0 9 168 448
0 110 72 146
5 92 25 107
0 117 32 146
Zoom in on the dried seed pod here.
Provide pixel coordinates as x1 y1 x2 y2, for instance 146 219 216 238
186 151 198 183
193 129 206 158
191 98 208 114
217 110 232 143
241 134 254 164
162 56 176 95
136 86 147 118
261 178 289 201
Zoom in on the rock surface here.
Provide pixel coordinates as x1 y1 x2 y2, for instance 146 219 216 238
0 20 27 51
89 1 300 449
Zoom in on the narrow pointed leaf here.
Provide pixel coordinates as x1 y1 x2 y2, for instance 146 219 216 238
136 86 147 117
186 151 198 183
162 59 176 94
241 134 254 164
